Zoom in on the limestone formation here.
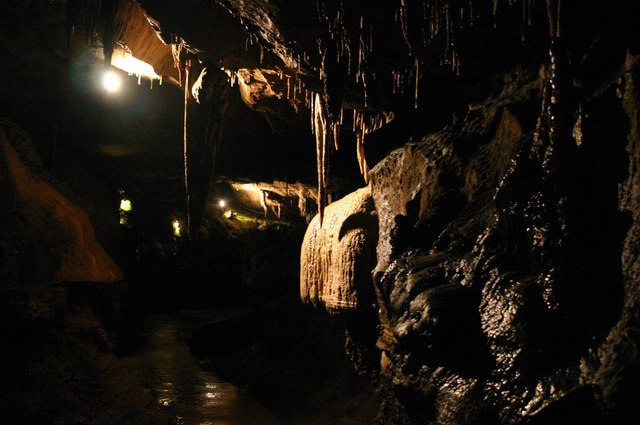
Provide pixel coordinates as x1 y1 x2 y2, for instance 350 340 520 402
0 129 122 283
300 186 377 314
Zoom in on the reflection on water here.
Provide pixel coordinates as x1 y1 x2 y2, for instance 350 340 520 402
120 312 281 425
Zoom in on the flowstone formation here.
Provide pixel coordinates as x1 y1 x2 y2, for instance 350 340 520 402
0 123 122 283
300 186 377 314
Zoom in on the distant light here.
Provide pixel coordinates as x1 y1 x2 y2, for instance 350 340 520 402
119 198 132 225
218 199 226 208
119 198 132 212
173 220 181 237
223 210 232 219
103 71 121 92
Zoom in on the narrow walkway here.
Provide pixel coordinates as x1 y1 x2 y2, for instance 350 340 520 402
120 310 282 425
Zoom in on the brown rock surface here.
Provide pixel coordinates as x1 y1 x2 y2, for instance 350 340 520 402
1 129 122 282
300 185 377 313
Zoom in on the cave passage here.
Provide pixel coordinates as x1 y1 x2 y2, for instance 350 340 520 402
3 1 640 424
119 310 281 425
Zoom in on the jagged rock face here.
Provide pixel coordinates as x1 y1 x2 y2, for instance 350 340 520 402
300 186 377 314
365 53 640 423
369 89 532 423
235 68 300 132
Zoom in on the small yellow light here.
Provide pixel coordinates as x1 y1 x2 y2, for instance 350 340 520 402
103 71 121 92
119 198 132 212
172 220 181 236
223 210 232 219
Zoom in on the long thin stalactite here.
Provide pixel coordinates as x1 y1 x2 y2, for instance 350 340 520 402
183 59 191 240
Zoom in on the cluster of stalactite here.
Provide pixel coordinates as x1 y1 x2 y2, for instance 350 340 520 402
300 0 549 219
64 0 561 229
210 0 558 226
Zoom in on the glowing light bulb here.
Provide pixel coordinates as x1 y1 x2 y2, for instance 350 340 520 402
218 199 226 208
172 220 181 237
119 198 132 212
103 71 121 92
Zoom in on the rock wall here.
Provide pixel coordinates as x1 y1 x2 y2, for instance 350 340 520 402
364 55 639 425
0 123 166 425
1 127 122 283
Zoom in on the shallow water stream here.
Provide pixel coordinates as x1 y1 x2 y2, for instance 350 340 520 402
120 311 282 425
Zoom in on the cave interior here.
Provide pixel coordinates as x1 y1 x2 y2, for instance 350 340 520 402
1 1 640 424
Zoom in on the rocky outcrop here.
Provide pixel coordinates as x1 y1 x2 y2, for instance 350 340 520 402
0 122 166 425
300 186 377 313
0 127 122 282
364 54 638 424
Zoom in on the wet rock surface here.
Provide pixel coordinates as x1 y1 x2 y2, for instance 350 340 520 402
364 50 639 425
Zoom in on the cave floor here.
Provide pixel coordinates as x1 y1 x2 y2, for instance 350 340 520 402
119 309 282 425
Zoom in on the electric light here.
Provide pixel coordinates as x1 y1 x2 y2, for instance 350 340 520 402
218 199 226 208
119 198 132 212
173 220 181 237
103 71 121 92
119 198 132 225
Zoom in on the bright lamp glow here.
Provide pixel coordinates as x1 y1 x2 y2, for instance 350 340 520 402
119 198 132 212
173 220 181 237
218 199 226 208
103 71 121 92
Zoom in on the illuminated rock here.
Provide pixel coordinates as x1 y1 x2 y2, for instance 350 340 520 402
300 186 377 314
0 129 122 283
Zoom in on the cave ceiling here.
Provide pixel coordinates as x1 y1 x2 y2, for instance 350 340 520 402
2 1 635 194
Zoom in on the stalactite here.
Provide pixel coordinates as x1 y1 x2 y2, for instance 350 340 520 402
399 0 411 54
414 57 420 109
183 59 191 240
311 93 328 224
260 190 268 216
100 0 118 68
546 0 562 38
355 112 369 184
171 43 184 85
286 76 291 98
